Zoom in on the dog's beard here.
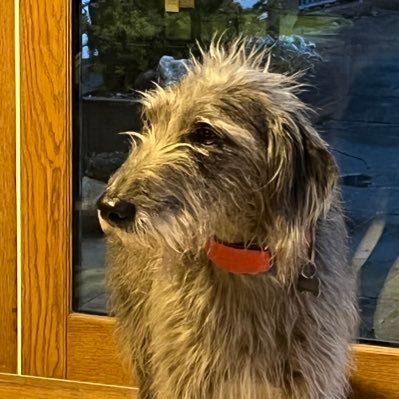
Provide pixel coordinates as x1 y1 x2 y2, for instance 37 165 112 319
106 191 258 266
107 201 215 260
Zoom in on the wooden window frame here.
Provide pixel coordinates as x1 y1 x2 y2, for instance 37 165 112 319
0 374 136 399
0 0 18 375
14 0 399 397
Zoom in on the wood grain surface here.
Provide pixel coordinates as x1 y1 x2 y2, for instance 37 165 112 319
68 315 399 397
0 0 18 374
351 343 399 399
1 344 398 399
20 0 72 377
67 313 135 386
16 0 399 395
0 374 137 399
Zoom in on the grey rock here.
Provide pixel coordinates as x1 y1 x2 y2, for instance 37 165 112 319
250 34 322 74
134 69 158 91
158 56 191 86
81 176 106 211
154 35 321 89
85 151 128 182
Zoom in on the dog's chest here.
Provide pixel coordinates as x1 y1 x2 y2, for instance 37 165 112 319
148 265 294 382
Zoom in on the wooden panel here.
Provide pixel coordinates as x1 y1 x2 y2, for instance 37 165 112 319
20 0 71 377
351 344 399 399
67 313 135 386
0 374 137 399
67 314 399 397
0 346 397 399
0 0 17 374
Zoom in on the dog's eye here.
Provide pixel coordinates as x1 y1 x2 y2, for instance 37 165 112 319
190 124 220 146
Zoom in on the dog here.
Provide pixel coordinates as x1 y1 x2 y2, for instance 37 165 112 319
97 38 358 399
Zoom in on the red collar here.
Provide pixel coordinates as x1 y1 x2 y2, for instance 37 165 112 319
205 238 273 274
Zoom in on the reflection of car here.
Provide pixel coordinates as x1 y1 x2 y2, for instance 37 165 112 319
341 173 372 188
258 11 269 20
298 0 337 11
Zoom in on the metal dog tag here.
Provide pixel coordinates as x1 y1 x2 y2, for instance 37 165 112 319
298 262 321 297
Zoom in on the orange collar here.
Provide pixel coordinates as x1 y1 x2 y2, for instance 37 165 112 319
206 238 273 274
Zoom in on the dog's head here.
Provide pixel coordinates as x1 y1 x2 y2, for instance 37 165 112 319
97 38 338 259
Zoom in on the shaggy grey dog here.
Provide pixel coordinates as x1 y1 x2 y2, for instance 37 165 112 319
97 38 358 399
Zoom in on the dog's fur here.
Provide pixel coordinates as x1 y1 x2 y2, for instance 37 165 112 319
99 38 358 399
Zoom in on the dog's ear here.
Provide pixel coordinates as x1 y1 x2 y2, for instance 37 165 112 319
283 115 339 226
261 112 338 231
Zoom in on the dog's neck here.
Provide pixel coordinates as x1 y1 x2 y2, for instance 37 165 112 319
206 238 273 274
206 233 321 296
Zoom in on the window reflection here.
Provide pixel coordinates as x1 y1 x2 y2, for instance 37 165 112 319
74 0 399 343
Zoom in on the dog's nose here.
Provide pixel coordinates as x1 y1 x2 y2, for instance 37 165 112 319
96 194 136 227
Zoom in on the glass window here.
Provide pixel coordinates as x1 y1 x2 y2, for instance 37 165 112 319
73 0 399 344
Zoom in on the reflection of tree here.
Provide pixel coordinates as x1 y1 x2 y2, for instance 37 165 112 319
81 0 243 94
83 0 165 93
80 0 307 94
257 0 298 38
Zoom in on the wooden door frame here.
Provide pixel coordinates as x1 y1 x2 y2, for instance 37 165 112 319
19 0 399 396
20 0 71 378
0 0 18 375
